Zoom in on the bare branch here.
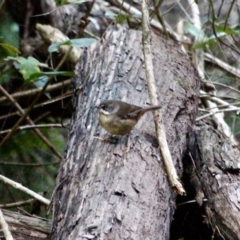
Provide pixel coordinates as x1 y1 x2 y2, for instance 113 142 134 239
204 53 240 78
223 0 236 31
109 0 182 42
0 199 36 209
0 209 13 240
0 85 62 160
0 174 50 206
0 123 65 135
0 91 72 121
0 79 71 104
0 160 60 167
141 0 185 195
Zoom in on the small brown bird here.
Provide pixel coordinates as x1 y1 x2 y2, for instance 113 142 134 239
97 100 161 136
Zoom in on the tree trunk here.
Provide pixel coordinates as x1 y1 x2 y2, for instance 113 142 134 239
185 121 240 239
51 28 199 239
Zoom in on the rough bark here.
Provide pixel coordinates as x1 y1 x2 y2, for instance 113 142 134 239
51 28 199 239
0 209 51 239
185 121 240 240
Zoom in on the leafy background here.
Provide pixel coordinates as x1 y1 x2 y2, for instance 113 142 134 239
0 0 240 237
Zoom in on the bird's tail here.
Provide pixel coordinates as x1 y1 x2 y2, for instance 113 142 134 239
143 105 161 113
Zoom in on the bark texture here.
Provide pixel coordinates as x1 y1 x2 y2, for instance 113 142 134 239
0 209 51 239
51 28 199 239
186 121 240 239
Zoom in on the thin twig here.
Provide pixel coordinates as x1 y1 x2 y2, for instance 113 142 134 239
0 199 36 209
177 0 192 23
209 0 240 55
141 0 185 195
0 174 50 205
197 107 240 121
200 94 237 144
0 79 71 104
204 52 240 78
109 0 182 42
0 123 65 135
0 209 13 240
217 0 224 17
151 0 168 38
0 160 60 167
0 44 71 148
0 91 72 121
223 0 236 31
212 82 240 95
77 0 96 37
0 82 51 147
186 1 237 145
0 86 62 160
187 0 204 78
177 199 208 207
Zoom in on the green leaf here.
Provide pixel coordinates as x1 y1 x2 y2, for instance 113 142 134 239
19 57 41 82
34 76 49 88
48 38 96 53
132 14 142 19
115 14 131 24
184 22 205 41
29 71 73 80
69 38 96 47
48 41 70 53
0 43 20 56
105 12 140 21
33 76 51 98
55 0 67 5
67 0 91 3
215 25 234 34
193 23 240 49
5 56 48 82
105 11 117 19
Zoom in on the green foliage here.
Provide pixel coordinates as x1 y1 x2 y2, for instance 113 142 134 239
54 0 68 5
48 38 96 53
5 56 46 82
5 56 73 83
115 14 131 24
184 21 206 44
184 20 240 49
67 0 92 3
0 67 18 85
0 11 20 83
0 43 20 56
0 12 19 49
30 71 73 80
105 11 141 24
0 127 66 211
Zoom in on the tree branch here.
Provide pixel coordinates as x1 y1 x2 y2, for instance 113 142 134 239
141 0 185 195
0 174 50 206
0 209 13 240
0 85 62 160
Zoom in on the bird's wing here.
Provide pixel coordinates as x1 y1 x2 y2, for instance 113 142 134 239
124 106 142 119
114 102 142 120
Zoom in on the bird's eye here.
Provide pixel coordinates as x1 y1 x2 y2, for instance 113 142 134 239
101 104 108 110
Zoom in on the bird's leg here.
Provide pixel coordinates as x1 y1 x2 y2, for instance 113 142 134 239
94 135 119 144
94 135 111 141
124 134 131 153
